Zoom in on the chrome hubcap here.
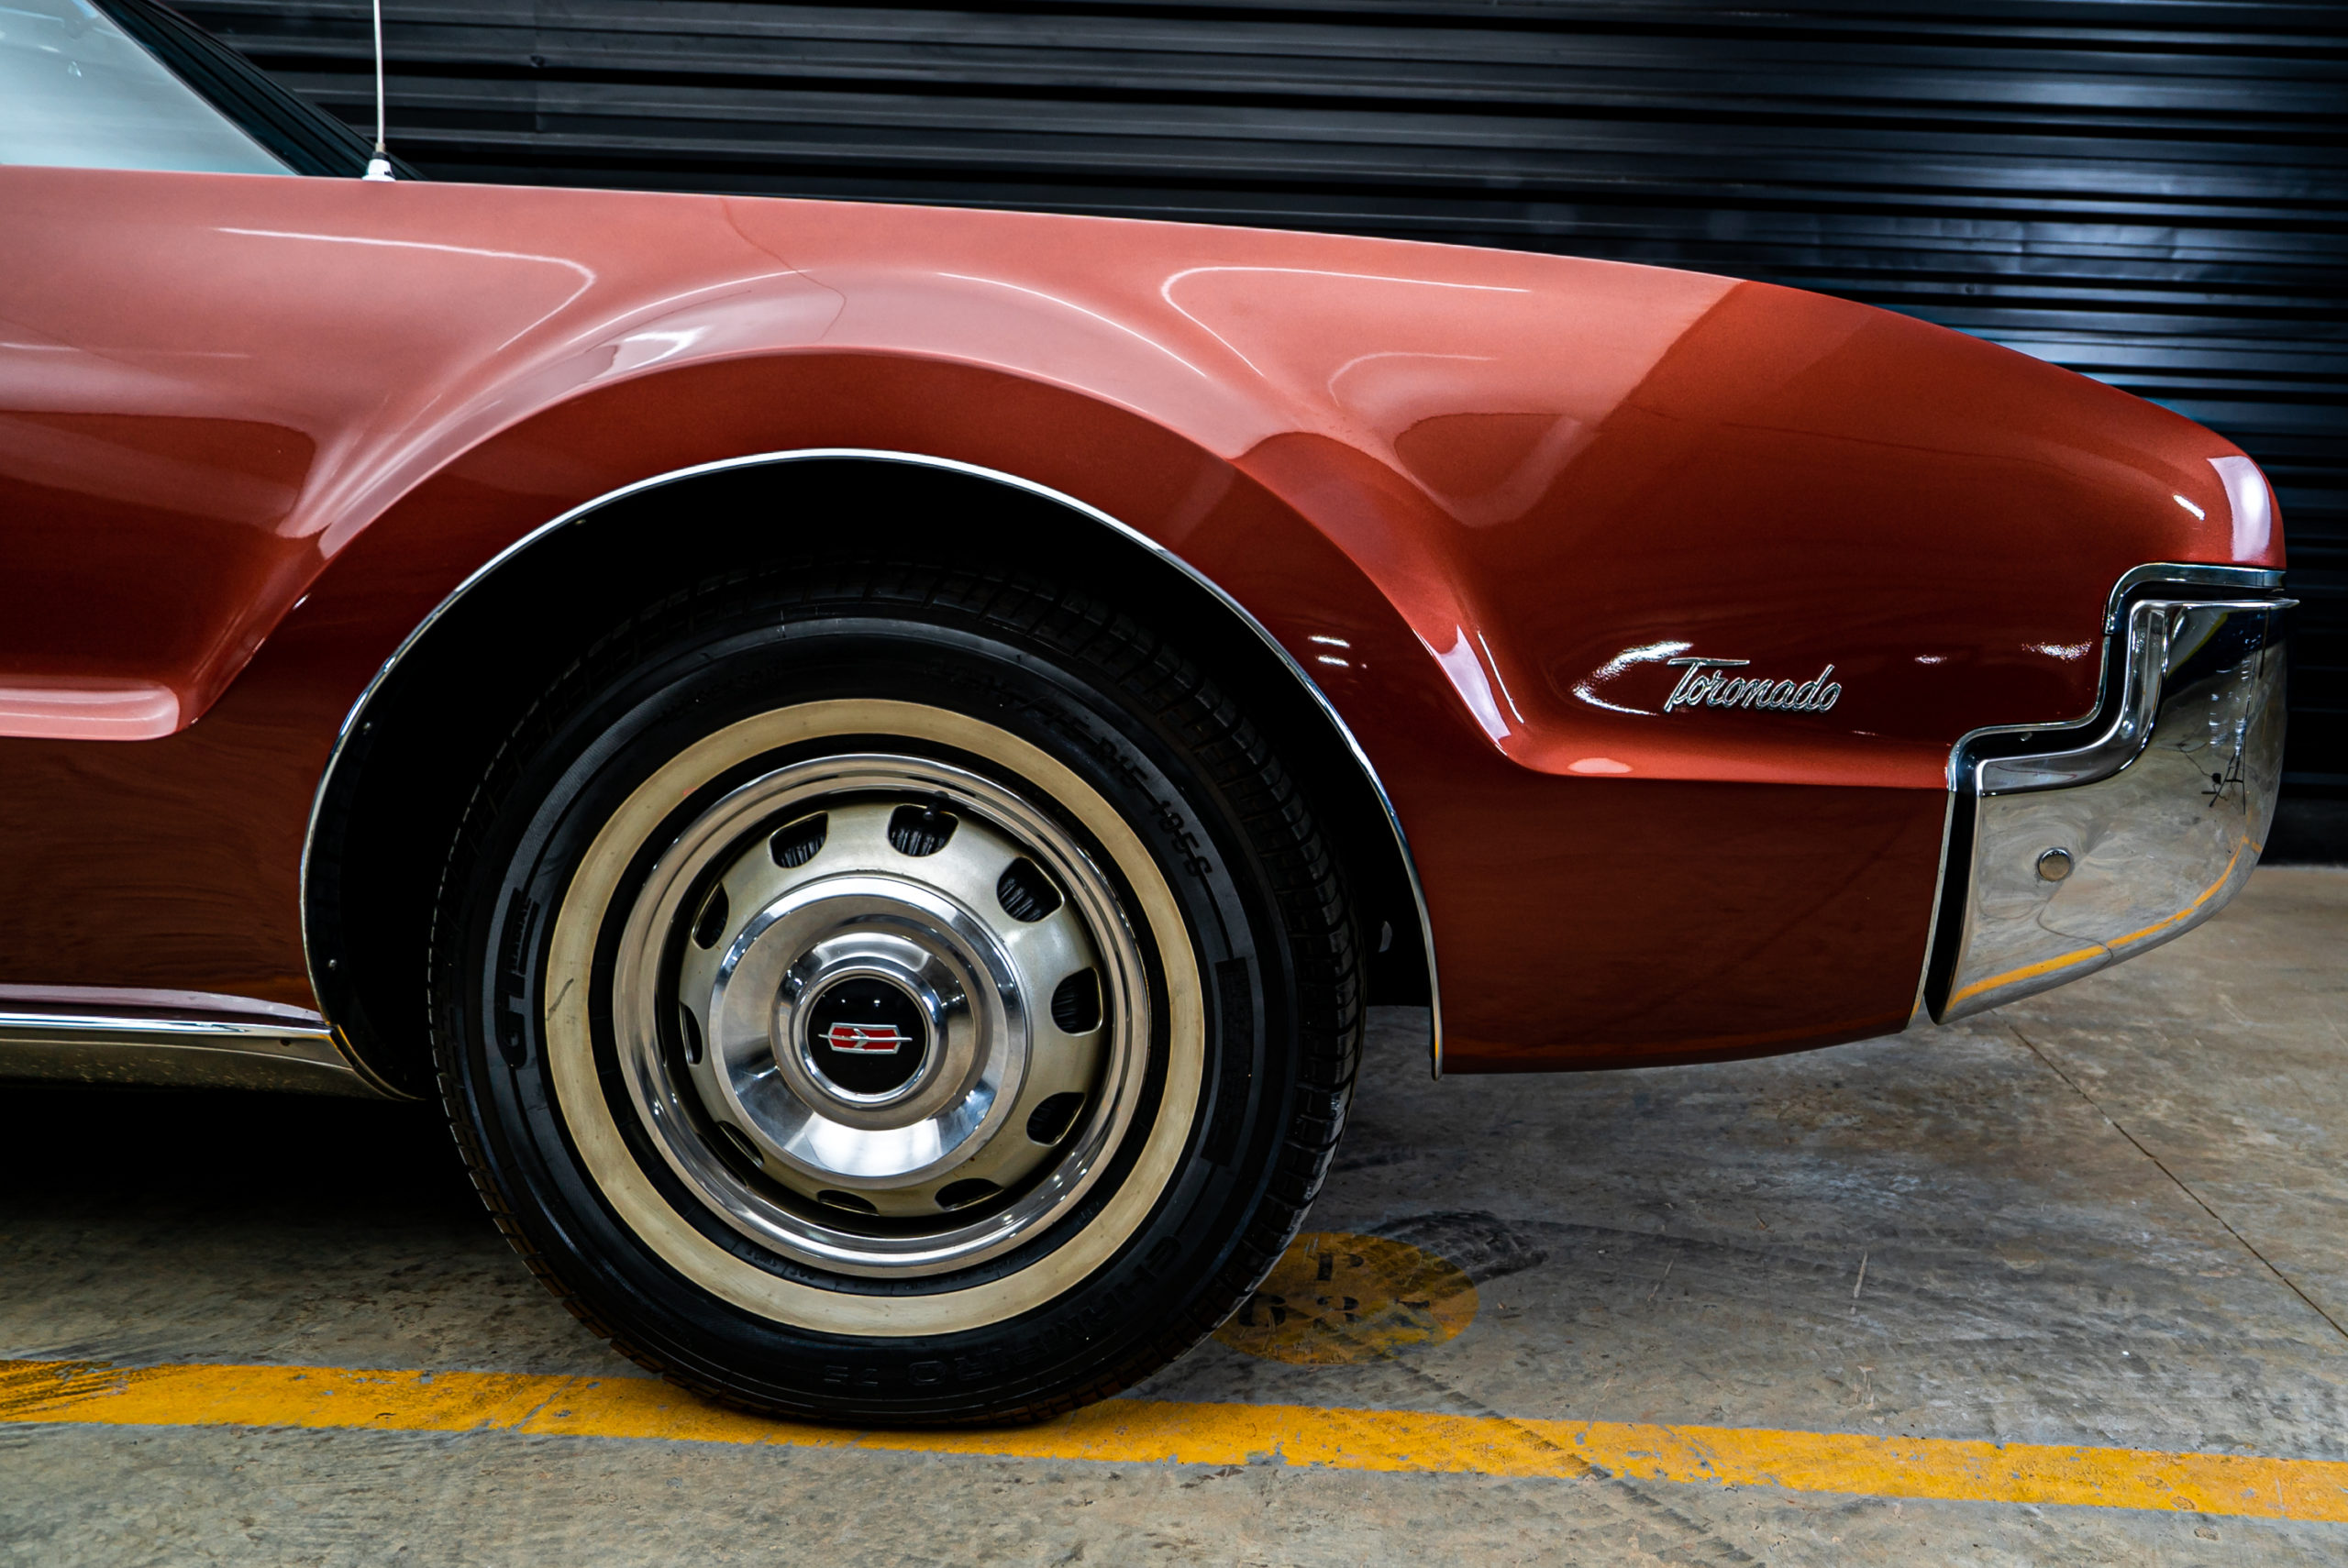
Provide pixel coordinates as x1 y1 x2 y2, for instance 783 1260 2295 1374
610 752 1151 1277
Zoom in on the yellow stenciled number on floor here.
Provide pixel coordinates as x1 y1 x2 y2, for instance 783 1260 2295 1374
1213 1231 1476 1364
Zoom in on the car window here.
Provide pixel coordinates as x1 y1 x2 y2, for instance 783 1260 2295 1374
0 0 290 174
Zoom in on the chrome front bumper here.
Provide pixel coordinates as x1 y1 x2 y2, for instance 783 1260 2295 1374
1927 566 2291 1022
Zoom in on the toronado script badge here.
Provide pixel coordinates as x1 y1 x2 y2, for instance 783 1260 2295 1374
1663 657 1842 714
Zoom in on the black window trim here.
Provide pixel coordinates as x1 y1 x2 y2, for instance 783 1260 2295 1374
94 0 422 180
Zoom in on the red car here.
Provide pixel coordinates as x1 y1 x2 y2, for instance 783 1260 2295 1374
1 0 2289 1422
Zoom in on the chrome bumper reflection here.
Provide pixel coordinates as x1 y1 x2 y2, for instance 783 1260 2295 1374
1929 578 2289 1022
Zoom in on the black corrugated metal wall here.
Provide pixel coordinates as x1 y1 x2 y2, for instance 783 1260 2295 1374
185 0 2347 803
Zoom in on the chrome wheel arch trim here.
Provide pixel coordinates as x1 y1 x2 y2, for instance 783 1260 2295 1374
302 447 1444 1084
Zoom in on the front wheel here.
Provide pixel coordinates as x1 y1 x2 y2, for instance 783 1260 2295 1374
429 555 1359 1422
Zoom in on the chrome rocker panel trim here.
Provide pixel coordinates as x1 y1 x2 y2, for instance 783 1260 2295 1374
0 988 377 1097
305 448 1445 1081
1929 566 2291 1023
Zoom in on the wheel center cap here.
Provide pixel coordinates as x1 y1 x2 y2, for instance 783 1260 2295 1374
803 974 931 1099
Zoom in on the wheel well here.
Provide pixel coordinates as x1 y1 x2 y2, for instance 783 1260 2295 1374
305 455 1432 1095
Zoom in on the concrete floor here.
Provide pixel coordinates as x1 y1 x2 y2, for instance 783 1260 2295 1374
4 866 2345 1565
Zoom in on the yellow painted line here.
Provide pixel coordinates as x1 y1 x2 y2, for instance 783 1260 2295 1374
1947 937 2111 1007
6 1357 2346 1521
1948 840 2253 1008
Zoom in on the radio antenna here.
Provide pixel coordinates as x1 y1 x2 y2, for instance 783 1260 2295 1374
362 0 394 180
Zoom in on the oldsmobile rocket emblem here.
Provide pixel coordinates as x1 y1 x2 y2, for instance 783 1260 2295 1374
1663 657 1842 714
823 1022 911 1055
